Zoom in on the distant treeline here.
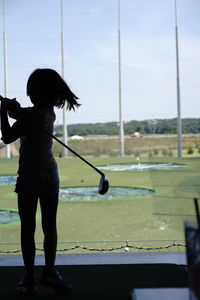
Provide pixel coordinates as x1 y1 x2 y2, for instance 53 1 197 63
54 118 200 136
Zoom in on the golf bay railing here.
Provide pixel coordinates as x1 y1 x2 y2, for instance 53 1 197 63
0 239 186 254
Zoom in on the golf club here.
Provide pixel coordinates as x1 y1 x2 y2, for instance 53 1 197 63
0 95 109 194
43 129 109 195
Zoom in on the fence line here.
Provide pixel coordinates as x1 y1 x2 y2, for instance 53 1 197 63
0 239 186 254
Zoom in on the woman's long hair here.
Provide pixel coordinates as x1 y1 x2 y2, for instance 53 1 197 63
26 68 80 111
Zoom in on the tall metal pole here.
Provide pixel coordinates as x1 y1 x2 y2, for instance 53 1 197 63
175 0 182 157
118 0 124 157
3 0 11 158
61 0 68 157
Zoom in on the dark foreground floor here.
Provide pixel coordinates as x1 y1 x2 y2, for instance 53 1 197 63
0 252 188 300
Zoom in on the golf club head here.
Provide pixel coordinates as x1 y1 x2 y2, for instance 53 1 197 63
98 174 109 195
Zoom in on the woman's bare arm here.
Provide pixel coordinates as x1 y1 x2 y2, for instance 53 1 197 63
0 98 25 144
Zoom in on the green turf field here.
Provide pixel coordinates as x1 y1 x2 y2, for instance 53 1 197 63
0 155 199 253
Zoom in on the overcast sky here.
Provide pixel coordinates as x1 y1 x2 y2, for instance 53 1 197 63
0 0 200 124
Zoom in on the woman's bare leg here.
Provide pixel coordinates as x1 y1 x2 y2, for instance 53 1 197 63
39 193 58 271
18 194 38 279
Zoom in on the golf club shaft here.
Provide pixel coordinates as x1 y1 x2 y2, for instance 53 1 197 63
43 128 104 177
0 96 104 177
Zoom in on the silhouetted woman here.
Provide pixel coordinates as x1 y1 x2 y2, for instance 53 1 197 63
0 68 80 294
